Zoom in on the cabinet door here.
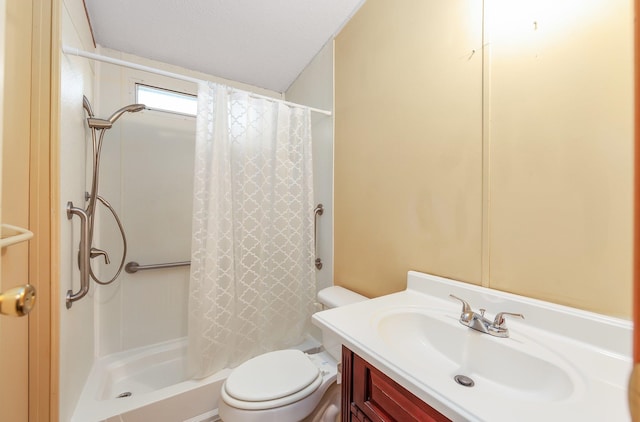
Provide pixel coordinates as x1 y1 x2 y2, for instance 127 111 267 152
342 346 450 422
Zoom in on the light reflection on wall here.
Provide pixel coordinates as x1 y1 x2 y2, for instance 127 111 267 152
484 0 608 54
483 0 633 317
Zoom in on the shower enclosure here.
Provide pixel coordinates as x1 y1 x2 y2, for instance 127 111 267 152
70 73 202 420
64 42 334 419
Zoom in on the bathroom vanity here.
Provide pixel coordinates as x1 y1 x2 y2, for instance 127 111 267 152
342 346 449 421
313 271 632 421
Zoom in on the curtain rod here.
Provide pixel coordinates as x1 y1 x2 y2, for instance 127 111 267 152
62 46 333 117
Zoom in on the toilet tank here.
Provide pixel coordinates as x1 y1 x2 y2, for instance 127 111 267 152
316 286 367 360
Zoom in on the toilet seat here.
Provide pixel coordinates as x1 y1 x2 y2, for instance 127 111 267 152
221 349 323 410
218 350 340 422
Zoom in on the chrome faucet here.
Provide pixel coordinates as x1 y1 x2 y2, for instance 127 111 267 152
449 294 524 338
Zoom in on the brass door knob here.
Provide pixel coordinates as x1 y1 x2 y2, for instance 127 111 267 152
0 284 36 317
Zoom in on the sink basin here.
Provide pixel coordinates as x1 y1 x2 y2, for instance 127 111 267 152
313 271 631 421
375 308 577 402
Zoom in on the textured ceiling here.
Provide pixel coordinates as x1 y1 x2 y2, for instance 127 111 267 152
83 0 365 92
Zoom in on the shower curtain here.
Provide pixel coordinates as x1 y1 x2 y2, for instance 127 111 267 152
187 82 316 378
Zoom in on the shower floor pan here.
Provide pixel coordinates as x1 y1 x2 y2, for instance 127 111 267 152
72 336 322 422
72 337 230 422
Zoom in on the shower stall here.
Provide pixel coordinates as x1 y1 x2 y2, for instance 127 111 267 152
62 44 335 421
66 61 207 420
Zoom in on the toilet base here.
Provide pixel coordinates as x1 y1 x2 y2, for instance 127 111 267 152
300 382 340 422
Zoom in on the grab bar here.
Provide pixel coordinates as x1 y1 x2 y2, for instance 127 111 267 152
66 202 90 308
125 260 191 273
314 204 323 270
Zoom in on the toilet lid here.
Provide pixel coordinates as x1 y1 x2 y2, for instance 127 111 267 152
224 349 320 402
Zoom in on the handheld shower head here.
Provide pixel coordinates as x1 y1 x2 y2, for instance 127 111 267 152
87 103 146 129
108 104 146 124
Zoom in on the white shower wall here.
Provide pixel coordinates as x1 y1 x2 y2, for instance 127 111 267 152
96 61 196 356
59 1 97 420
94 50 286 357
286 41 334 294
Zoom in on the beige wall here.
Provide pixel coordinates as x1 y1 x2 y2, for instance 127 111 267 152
334 0 633 318
335 0 484 298
486 0 633 317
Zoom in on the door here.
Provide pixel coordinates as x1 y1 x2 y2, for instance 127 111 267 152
0 0 54 421
1 0 35 420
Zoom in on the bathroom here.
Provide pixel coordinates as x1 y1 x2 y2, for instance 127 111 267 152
0 0 633 420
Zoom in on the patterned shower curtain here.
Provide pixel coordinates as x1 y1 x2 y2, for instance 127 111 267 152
187 82 316 378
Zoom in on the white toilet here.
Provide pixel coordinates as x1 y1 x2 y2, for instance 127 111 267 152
218 286 367 422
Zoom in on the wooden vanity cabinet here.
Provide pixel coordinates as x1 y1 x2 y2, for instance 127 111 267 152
341 346 451 422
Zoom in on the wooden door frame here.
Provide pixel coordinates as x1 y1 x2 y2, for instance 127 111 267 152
635 0 639 365
49 0 61 420
27 0 60 420
631 0 639 419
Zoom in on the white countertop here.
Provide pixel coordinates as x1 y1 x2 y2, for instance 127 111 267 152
312 271 632 421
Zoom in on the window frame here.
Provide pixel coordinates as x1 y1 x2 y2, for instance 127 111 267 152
135 83 197 117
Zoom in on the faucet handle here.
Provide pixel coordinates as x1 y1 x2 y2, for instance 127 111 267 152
90 247 111 265
492 312 524 329
449 294 472 313
449 294 477 325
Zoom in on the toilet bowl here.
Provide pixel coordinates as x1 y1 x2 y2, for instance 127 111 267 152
218 286 366 422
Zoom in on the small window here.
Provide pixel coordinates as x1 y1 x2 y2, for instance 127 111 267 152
135 84 197 116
